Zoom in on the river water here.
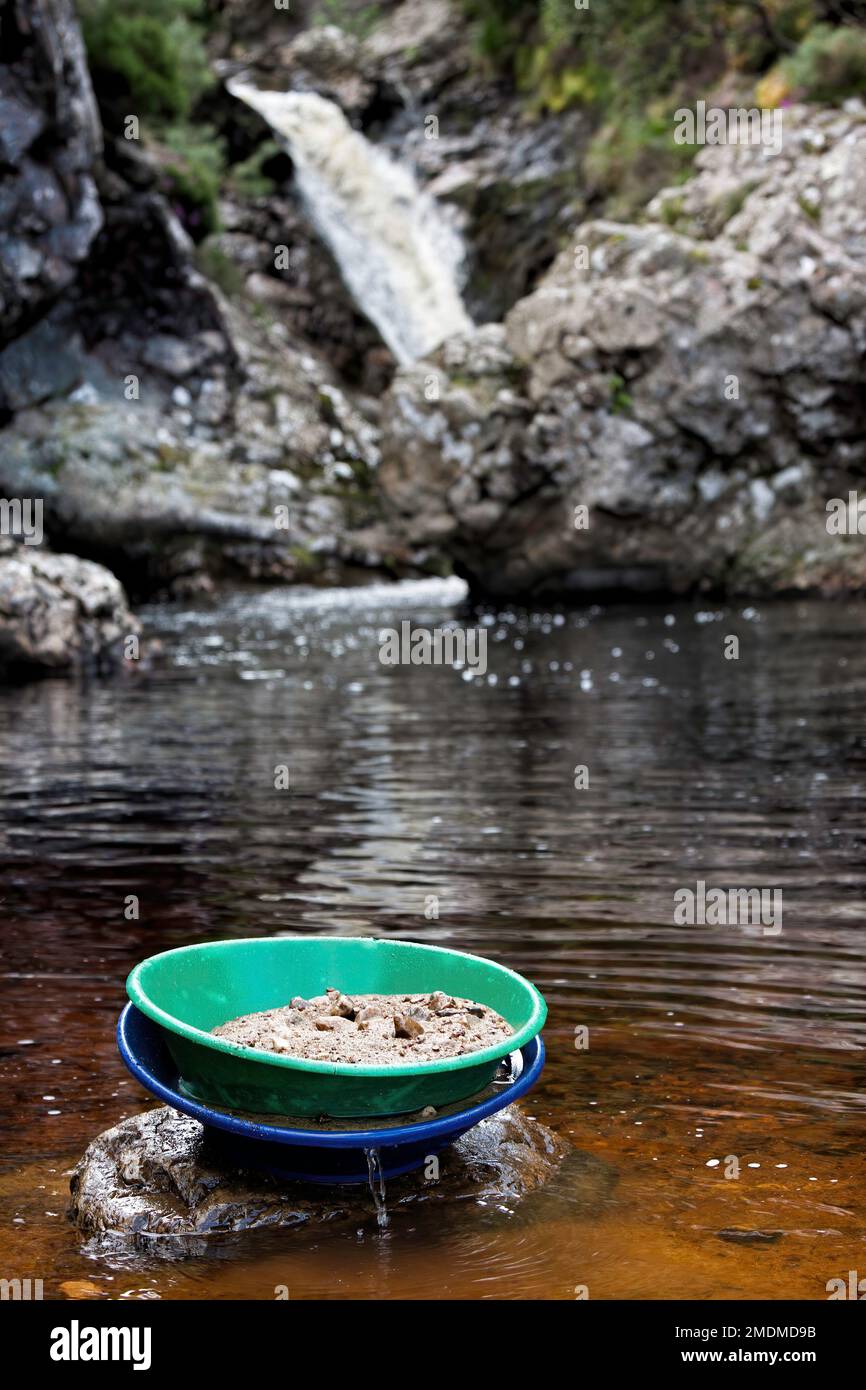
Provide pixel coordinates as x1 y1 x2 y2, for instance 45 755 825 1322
1 580 864 1299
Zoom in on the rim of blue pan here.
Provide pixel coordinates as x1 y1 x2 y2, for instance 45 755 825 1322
117 1002 545 1150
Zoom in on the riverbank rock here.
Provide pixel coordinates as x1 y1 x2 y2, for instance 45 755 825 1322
379 103 866 599
0 293 395 596
70 1104 569 1258
0 541 138 670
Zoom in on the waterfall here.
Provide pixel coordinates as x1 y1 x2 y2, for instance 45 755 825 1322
227 80 473 364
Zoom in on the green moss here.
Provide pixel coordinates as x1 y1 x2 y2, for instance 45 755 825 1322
287 544 323 576
584 110 696 218
155 441 190 470
609 374 633 415
798 193 822 223
659 195 686 227
311 0 385 39
195 241 245 297
714 180 759 227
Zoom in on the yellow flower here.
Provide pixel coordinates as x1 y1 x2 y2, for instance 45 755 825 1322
755 66 792 109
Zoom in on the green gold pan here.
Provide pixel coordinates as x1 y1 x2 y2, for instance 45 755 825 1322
127 936 547 1118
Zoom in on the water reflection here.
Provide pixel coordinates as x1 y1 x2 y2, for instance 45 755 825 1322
1 582 864 1298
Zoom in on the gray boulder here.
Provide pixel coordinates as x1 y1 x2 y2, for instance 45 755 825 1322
379 103 866 598
70 1103 571 1259
0 290 393 592
0 540 138 669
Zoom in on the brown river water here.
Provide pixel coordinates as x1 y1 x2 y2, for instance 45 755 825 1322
1 580 864 1300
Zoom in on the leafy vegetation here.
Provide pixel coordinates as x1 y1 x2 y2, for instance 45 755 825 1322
463 1 842 96
159 123 225 239
78 0 220 239
777 21 866 100
79 0 212 121
228 142 286 200
460 2 865 213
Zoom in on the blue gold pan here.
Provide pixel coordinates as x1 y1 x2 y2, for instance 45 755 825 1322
117 1002 546 1185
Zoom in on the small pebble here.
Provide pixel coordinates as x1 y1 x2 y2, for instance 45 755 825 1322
394 1013 425 1041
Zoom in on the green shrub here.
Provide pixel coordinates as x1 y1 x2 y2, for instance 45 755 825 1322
228 142 284 200
78 2 223 238
462 0 533 62
159 123 225 240
460 1 845 111
782 23 866 101
79 0 212 122
609 373 633 414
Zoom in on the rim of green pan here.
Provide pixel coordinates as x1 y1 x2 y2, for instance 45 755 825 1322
126 937 548 1079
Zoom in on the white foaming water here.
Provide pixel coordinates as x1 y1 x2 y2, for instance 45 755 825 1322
227 80 473 364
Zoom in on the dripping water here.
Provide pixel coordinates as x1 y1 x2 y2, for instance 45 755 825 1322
364 1147 389 1229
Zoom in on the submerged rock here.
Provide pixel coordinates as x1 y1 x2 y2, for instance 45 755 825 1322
0 541 138 670
69 1104 568 1258
717 1228 784 1245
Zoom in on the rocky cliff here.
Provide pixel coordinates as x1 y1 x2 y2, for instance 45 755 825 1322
0 0 398 607
379 101 866 597
0 0 103 347
1 0 865 641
